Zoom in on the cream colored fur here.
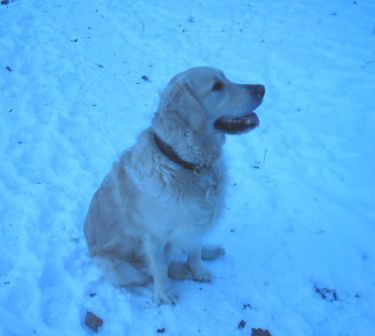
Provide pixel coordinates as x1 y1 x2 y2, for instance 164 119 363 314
84 67 263 304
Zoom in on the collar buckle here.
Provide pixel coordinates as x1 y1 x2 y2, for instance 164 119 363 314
193 165 208 176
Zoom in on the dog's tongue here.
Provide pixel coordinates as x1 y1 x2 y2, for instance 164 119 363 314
214 112 259 134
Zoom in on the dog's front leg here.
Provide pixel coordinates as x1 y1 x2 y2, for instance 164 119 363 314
144 236 177 305
188 246 213 282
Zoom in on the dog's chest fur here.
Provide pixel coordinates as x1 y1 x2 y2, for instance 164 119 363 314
121 130 226 243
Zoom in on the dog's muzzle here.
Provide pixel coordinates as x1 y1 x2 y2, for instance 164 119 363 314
214 84 265 134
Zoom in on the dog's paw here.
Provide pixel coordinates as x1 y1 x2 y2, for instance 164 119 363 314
153 289 178 305
201 245 225 261
192 268 213 283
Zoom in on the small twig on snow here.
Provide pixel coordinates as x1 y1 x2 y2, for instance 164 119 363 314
263 149 268 164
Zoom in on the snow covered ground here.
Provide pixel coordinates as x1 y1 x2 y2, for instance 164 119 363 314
1 0 375 335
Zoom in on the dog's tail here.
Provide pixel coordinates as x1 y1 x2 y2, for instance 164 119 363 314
93 255 152 287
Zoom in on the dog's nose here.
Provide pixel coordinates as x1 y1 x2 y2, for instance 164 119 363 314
245 84 266 99
252 84 265 99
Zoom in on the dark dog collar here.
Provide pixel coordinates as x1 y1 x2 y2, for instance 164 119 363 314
153 133 208 175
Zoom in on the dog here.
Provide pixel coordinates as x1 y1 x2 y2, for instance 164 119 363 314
84 67 265 304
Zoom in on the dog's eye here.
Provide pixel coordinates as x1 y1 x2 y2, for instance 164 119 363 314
212 81 223 91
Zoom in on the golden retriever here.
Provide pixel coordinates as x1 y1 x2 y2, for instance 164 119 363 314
84 67 265 304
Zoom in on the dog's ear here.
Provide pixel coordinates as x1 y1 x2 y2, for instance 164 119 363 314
164 81 206 131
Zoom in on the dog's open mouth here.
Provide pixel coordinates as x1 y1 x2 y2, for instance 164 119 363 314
214 112 259 134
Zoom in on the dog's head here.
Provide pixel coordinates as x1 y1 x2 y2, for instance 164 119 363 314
156 67 265 135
